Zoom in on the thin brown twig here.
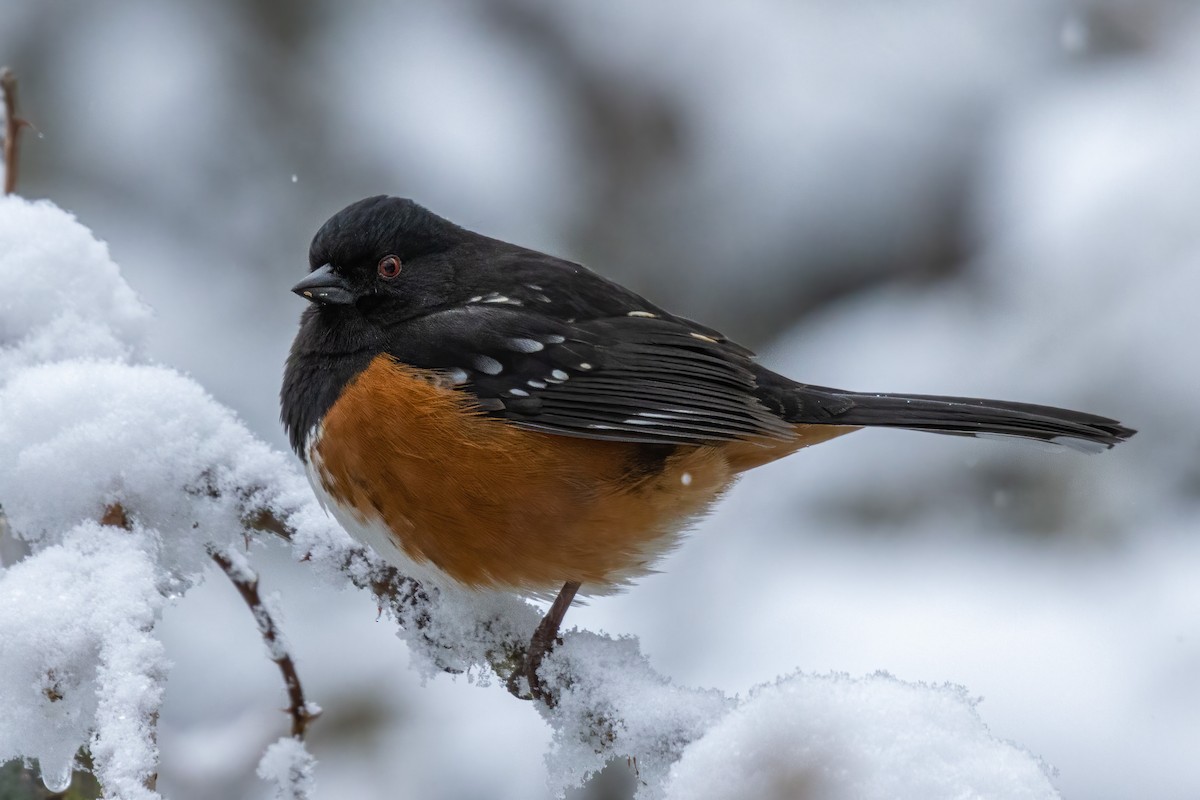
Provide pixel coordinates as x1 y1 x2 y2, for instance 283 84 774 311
208 545 319 739
1 67 27 196
512 580 580 705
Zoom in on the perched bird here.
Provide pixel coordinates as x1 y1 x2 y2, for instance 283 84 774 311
282 195 1134 697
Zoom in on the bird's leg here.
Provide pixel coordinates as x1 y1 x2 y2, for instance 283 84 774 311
522 580 581 704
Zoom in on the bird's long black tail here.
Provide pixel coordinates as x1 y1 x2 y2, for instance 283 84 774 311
786 385 1136 451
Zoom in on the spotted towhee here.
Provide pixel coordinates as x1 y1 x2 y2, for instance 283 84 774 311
282 196 1134 695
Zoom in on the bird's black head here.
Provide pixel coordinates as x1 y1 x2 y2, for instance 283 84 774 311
293 196 469 321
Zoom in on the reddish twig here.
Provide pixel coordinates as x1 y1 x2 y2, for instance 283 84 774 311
208 546 319 739
1 67 27 196
513 580 580 705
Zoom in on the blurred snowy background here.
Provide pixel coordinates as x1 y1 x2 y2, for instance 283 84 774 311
1 0 1196 797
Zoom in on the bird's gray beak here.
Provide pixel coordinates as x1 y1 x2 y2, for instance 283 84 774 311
292 264 354 305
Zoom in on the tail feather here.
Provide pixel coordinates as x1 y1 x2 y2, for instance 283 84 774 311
791 386 1136 451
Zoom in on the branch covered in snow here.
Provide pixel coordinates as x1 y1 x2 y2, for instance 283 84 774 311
0 196 1064 799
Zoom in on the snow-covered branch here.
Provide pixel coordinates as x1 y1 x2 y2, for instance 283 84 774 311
0 196 1062 799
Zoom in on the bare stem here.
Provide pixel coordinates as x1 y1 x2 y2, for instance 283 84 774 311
1 68 26 196
208 546 318 739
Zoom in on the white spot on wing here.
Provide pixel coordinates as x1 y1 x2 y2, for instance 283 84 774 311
444 367 470 385
481 292 521 305
681 472 693 486
473 355 503 375
542 334 566 344
527 379 547 389
627 311 658 318
577 362 593 370
508 388 530 397
507 337 544 353
550 369 569 381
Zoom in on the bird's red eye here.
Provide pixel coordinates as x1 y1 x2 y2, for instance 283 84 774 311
378 255 402 279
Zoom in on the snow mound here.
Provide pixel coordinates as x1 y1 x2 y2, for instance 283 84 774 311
0 196 149 380
0 359 303 576
664 672 1058 800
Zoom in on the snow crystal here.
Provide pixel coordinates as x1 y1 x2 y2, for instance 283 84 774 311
0 522 165 800
257 736 315 800
663 672 1058 800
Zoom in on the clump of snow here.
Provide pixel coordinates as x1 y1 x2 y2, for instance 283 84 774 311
542 631 731 795
0 522 165 799
256 736 315 800
536 641 1060 800
0 196 149 381
664 672 1058 800
0 360 284 570
392 582 539 680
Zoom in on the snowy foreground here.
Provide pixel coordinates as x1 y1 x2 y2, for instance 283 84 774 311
0 195 1071 799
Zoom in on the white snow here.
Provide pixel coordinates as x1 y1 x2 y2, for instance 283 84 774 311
0 196 149 381
663 672 1057 800
256 736 315 800
0 523 165 799
541 631 732 794
217 546 258 585
0 196 351 797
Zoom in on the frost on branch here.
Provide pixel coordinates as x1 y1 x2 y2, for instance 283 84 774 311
256 736 316 800
0 195 1063 799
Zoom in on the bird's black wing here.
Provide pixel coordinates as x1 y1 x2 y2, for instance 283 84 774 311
385 305 792 445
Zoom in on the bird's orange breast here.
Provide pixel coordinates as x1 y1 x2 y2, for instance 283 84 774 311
310 355 734 591
311 355 857 593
